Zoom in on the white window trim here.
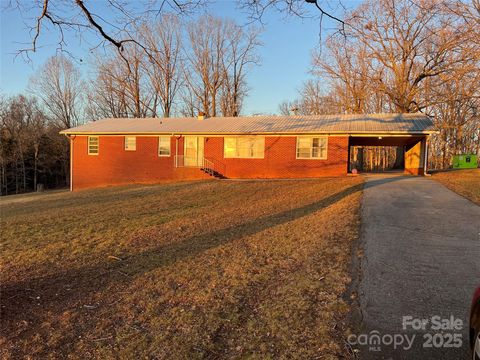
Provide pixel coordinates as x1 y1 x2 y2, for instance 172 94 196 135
88 136 99 155
224 136 265 159
124 136 136 151
295 136 328 160
158 136 171 157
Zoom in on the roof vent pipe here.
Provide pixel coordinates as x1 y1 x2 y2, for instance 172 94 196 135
198 112 207 121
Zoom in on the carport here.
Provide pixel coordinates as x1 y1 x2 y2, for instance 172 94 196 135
348 135 428 175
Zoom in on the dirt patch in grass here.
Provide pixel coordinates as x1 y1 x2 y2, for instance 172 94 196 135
1 178 363 359
431 169 480 205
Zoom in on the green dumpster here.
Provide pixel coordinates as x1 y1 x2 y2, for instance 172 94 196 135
452 154 478 169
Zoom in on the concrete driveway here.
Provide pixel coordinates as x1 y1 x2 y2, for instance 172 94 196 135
356 174 480 359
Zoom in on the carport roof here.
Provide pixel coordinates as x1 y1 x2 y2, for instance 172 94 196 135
61 113 435 135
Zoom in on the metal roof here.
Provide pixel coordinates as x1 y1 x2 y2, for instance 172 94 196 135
60 113 435 135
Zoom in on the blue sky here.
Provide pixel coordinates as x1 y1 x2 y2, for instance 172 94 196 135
0 1 355 115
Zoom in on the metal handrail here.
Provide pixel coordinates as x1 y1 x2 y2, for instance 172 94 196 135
203 158 214 171
174 155 226 177
207 157 226 174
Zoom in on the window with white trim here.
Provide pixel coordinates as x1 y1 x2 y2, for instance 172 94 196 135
158 136 171 156
296 136 328 159
125 136 136 151
88 136 99 155
224 136 265 158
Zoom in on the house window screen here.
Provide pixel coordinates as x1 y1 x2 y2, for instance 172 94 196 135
296 137 328 159
125 136 136 151
224 137 264 158
158 136 171 156
88 136 99 155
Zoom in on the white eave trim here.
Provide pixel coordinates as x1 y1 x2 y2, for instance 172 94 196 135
59 131 437 136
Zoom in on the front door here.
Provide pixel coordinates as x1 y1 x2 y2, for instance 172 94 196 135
184 136 204 167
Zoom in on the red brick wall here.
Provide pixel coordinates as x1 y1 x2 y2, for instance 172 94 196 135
71 135 349 190
204 136 348 179
71 136 209 190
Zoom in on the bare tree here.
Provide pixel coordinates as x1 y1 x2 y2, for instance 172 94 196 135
304 0 479 169
300 79 338 114
0 93 79 195
137 15 183 118
278 80 337 115
342 0 478 113
428 67 480 168
184 16 261 117
86 63 130 120
313 38 384 114
29 55 84 128
184 15 230 117
278 99 301 115
86 15 260 119
0 95 47 193
179 83 200 118
241 0 345 34
9 0 208 59
87 45 156 119
9 0 342 60
220 24 261 117
27 55 81 185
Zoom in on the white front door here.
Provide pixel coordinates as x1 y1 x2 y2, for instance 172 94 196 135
184 136 204 167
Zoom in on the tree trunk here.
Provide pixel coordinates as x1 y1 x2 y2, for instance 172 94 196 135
33 143 39 191
358 148 364 171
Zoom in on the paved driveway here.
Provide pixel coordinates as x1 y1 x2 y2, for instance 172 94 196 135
357 174 480 359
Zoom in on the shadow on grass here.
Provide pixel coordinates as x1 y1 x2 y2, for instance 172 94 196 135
0 177 401 339
0 180 207 218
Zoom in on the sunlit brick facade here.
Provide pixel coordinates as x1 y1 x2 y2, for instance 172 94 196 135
63 114 433 190
70 135 349 190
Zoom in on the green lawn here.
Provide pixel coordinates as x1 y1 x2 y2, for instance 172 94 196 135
1 178 363 359
431 169 480 205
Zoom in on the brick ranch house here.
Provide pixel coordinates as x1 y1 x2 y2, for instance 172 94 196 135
60 113 435 191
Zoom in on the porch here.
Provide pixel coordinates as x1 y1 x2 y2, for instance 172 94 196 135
173 136 226 178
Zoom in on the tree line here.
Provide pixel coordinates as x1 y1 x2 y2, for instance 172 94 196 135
86 14 261 119
0 14 261 195
280 0 480 170
0 95 68 195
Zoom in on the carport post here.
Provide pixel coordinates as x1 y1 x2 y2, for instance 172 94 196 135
347 136 351 173
424 137 429 175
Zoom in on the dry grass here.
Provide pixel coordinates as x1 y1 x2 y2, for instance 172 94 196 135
0 178 363 359
431 169 480 205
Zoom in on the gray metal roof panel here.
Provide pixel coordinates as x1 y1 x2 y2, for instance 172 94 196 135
61 113 435 135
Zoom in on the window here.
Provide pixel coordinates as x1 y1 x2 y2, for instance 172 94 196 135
88 136 99 155
224 137 265 158
158 136 171 156
125 136 136 151
296 136 328 159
